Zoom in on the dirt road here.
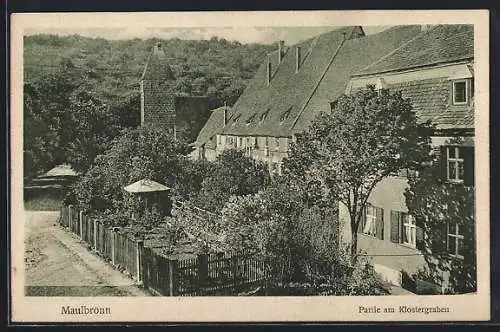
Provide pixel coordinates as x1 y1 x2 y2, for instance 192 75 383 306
24 211 151 296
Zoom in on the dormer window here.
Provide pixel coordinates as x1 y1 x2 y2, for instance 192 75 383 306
453 80 467 105
448 65 474 105
280 107 292 124
232 114 241 126
246 114 257 125
260 109 270 124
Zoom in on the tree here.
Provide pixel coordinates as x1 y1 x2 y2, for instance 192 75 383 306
68 125 193 215
283 86 433 258
404 137 476 294
190 150 270 213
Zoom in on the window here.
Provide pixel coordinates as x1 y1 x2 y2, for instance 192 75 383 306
403 215 417 248
447 147 464 182
447 222 464 259
264 137 269 156
453 80 467 104
391 211 423 248
362 205 377 236
275 137 280 150
359 204 384 240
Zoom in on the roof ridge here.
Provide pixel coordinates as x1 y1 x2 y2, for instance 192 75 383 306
140 53 152 80
353 25 440 77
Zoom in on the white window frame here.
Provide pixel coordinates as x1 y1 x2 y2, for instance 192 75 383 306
362 205 377 236
452 80 468 105
402 214 417 248
447 222 464 259
447 147 464 183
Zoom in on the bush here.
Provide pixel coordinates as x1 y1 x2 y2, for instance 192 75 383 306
190 149 270 213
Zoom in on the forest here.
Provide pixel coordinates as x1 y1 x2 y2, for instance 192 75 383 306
23 34 275 178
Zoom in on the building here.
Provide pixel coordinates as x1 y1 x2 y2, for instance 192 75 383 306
140 42 218 142
193 25 423 172
339 24 475 293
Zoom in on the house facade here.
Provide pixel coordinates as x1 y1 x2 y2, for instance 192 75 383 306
339 24 475 293
193 25 424 174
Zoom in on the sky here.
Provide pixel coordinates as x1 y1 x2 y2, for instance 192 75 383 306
24 26 392 45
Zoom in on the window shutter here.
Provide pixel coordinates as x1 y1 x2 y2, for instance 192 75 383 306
376 207 384 240
431 221 447 255
463 147 475 186
390 211 400 243
416 224 425 251
439 146 447 181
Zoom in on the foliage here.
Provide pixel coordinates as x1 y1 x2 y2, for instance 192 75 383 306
24 34 274 105
67 125 193 215
190 150 271 213
283 86 433 257
23 58 141 178
405 141 476 294
217 178 385 295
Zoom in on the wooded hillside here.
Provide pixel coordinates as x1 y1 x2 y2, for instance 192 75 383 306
24 34 275 104
23 34 274 178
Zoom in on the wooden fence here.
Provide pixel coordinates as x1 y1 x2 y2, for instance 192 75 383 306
59 205 268 296
59 205 142 283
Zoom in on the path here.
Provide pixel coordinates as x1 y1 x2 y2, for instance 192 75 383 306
24 211 151 296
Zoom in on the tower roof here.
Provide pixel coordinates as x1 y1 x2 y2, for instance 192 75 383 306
141 42 176 81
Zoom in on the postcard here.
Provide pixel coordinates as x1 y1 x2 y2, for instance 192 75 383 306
10 10 490 323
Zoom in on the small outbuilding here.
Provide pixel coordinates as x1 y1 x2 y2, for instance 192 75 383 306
124 178 172 217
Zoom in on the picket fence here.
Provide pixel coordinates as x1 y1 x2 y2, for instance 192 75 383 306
59 205 268 296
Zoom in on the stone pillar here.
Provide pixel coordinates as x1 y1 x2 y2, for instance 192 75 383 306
112 227 119 266
169 259 178 296
93 219 98 250
79 210 84 239
136 240 144 285
68 204 73 231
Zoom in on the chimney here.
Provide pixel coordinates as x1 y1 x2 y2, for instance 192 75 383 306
295 46 301 73
267 55 272 86
421 25 433 32
153 42 165 59
278 40 285 63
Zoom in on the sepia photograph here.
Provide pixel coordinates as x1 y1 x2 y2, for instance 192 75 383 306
10 10 490 322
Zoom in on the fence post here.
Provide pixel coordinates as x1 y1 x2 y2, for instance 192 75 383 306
111 227 118 266
68 204 73 231
197 253 208 294
169 259 178 296
93 218 98 250
79 210 83 239
136 240 144 285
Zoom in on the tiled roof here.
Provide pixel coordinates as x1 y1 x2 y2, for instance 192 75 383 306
214 25 421 138
194 106 228 148
388 78 474 130
355 25 474 76
141 50 175 81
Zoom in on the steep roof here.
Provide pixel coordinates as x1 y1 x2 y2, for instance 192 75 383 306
216 25 421 138
194 106 228 148
141 43 176 81
354 25 474 76
388 78 474 131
